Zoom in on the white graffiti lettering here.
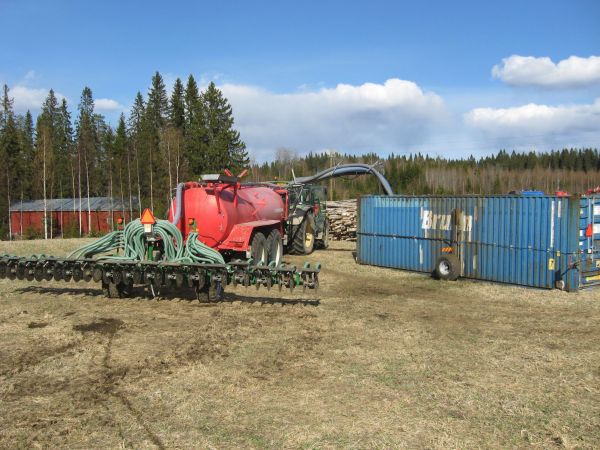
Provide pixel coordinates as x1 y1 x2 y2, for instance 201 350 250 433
421 210 473 232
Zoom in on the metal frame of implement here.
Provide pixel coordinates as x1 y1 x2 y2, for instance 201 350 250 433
0 254 320 301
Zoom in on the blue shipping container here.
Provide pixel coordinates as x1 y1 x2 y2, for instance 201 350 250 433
357 195 600 291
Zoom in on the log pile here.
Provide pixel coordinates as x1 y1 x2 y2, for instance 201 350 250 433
325 199 357 241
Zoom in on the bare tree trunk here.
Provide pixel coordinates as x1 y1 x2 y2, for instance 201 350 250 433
134 142 142 215
71 159 76 215
20 190 23 238
126 147 133 218
175 138 180 186
109 170 114 231
49 181 53 239
149 142 154 212
7 172 11 241
119 167 125 218
167 141 173 193
84 151 91 234
78 146 82 236
43 132 48 240
59 181 63 238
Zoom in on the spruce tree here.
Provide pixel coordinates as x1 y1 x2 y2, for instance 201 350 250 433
32 89 64 237
1 84 13 129
147 72 168 129
202 82 248 173
18 111 35 199
114 114 128 205
75 87 97 234
164 79 186 194
0 85 22 238
143 72 169 213
184 75 208 176
169 78 185 130
128 92 145 214
55 99 74 205
184 75 200 125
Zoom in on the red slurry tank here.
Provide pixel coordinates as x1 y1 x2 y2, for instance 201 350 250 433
168 178 288 251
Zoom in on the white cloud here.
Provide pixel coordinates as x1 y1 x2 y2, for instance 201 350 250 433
10 85 66 113
95 98 123 112
492 55 600 88
220 78 447 160
465 98 600 135
463 99 600 152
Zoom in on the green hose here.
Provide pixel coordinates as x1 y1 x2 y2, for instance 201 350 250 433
67 218 225 265
67 230 124 259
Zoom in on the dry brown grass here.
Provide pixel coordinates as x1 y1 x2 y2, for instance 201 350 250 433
0 238 599 449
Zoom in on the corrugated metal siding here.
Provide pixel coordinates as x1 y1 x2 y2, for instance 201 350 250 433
577 196 600 288
358 195 600 291
10 210 136 237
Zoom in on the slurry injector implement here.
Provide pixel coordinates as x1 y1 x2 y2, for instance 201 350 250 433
0 173 321 301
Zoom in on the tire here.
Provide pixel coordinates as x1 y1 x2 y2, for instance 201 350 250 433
433 254 460 281
250 232 268 265
196 281 224 302
316 219 330 249
291 212 316 255
102 280 133 298
265 229 283 266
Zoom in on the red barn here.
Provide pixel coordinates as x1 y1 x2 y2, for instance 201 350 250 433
9 197 139 239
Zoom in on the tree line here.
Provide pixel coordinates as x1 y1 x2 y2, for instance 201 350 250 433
1 70 598 240
0 72 248 238
251 148 600 200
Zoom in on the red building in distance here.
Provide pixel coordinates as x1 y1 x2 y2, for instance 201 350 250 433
9 197 139 239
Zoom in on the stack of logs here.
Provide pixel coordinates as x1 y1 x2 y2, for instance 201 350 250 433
325 199 357 241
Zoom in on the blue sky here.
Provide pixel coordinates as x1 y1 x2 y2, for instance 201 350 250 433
1 0 599 161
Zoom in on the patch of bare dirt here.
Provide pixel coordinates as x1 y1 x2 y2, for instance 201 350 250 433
73 318 124 335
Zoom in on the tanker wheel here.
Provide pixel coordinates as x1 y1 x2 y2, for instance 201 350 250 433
266 229 283 266
291 212 315 255
250 232 268 265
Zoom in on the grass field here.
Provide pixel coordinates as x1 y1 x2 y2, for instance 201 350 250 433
0 238 599 449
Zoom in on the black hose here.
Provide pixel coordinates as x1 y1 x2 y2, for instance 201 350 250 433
294 163 394 195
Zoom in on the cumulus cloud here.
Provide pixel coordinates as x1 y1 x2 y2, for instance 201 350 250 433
220 78 447 160
95 98 124 112
492 55 600 88
465 98 600 135
10 85 66 113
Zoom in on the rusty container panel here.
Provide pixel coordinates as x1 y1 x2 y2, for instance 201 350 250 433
357 195 595 291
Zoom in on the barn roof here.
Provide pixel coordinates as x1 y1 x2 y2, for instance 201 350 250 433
10 197 140 212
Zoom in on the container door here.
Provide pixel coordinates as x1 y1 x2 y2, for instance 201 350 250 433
577 196 600 288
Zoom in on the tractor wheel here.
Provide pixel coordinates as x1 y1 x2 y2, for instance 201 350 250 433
250 232 268 265
291 212 315 255
266 229 283 266
433 254 460 281
316 219 330 249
